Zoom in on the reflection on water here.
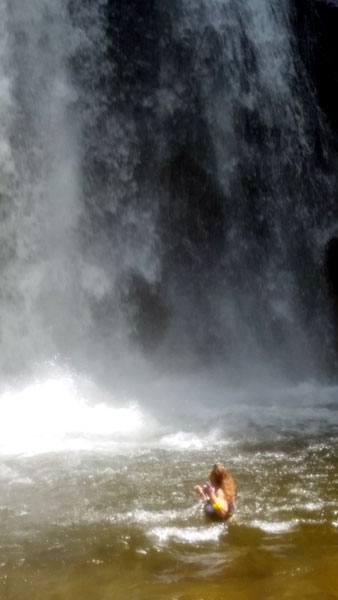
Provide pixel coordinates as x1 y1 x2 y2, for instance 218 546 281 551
1 401 338 599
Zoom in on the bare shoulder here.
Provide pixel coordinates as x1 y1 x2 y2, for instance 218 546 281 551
215 488 225 499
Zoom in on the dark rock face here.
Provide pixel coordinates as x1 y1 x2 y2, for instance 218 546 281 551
121 271 170 351
294 0 338 140
324 236 338 364
294 0 338 360
325 237 338 297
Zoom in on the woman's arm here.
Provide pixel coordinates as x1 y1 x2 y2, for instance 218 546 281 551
194 485 208 499
205 487 229 518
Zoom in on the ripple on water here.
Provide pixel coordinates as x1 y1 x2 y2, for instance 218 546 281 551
132 508 186 525
249 519 299 534
149 524 225 545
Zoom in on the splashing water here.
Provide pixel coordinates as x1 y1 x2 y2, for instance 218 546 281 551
0 369 145 455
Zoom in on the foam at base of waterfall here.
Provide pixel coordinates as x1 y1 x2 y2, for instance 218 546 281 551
1 362 337 457
0 370 145 456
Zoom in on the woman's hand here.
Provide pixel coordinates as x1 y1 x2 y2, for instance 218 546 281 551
194 485 206 498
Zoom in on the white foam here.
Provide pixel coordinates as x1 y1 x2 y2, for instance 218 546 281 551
250 519 299 533
301 501 324 512
133 509 180 524
149 524 224 544
1 366 337 457
159 430 228 451
0 372 145 456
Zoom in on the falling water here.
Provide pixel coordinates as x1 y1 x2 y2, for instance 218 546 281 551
0 0 336 469
0 0 335 385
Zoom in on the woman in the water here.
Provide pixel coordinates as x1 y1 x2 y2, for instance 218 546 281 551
194 463 235 520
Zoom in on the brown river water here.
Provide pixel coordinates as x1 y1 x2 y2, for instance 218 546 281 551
1 379 338 600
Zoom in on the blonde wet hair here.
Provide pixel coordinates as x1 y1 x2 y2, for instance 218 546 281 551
209 463 235 503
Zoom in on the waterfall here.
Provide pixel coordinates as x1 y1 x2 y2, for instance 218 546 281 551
0 0 83 371
0 0 335 385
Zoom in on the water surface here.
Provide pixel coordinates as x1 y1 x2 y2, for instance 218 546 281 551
1 380 338 600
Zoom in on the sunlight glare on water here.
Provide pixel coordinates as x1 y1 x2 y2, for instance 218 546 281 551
0 371 145 456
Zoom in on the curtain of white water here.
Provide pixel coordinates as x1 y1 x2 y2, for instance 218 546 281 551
0 0 334 384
